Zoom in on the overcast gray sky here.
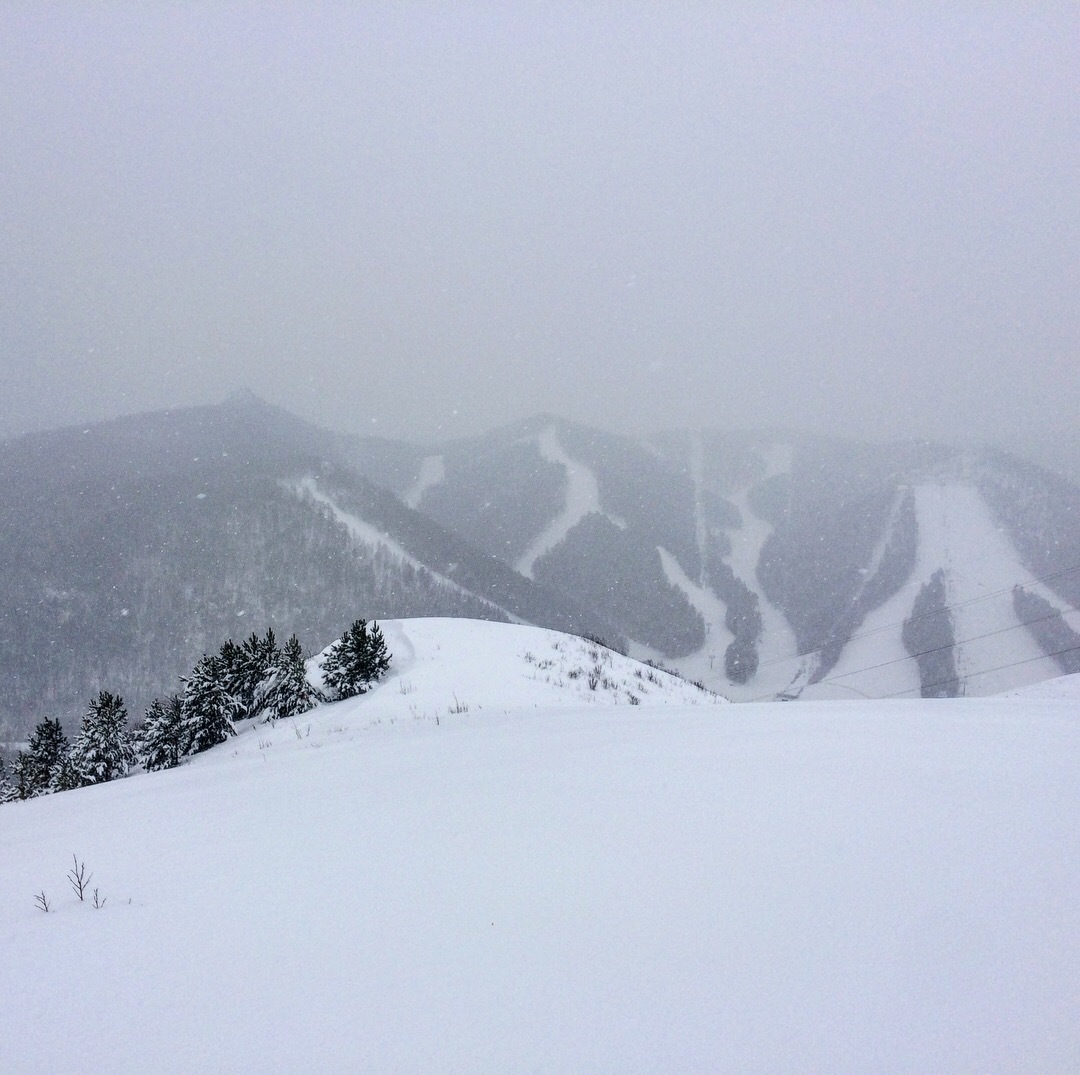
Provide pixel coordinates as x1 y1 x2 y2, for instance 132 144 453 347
1 3 1077 458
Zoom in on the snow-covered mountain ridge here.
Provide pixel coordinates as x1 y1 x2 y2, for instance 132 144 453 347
3 396 1080 743
3 617 1078 1072
352 418 1080 701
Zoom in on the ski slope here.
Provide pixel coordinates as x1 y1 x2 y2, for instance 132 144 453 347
705 442 808 700
2 619 1079 1073
515 425 625 579
814 483 1080 699
402 453 445 509
292 479 504 616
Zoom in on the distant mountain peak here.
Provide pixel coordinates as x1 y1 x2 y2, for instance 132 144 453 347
221 387 271 411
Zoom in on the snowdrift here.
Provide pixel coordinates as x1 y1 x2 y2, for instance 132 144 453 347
2 619 1078 1073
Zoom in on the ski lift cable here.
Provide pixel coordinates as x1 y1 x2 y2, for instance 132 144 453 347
817 606 1078 688
741 631 1080 704
882 641 1080 699
705 558 1080 688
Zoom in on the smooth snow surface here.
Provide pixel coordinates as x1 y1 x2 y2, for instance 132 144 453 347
3 618 1079 1074
997 671 1080 700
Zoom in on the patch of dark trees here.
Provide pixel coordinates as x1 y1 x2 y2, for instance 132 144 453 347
1012 586 1080 674
1 619 389 804
902 570 961 698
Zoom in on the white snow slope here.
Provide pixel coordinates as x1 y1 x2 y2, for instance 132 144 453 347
808 483 1080 700
515 425 625 579
3 618 1079 1073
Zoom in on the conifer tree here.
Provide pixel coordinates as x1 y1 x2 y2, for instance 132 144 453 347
180 655 236 755
259 635 324 721
21 717 69 796
320 619 391 700
48 752 86 793
140 695 185 771
220 629 280 720
217 639 244 711
71 691 136 785
10 752 34 800
0 757 16 803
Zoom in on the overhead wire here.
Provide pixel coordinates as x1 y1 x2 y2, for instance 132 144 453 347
721 566 1080 700
882 641 1080 700
819 604 1080 688
744 559 1080 679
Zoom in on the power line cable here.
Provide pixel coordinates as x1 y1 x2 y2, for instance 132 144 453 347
736 596 1080 703
883 641 1080 700
703 559 1080 691
819 605 1079 688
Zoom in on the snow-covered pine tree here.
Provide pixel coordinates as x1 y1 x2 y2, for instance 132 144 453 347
363 621 391 682
219 629 280 720
10 752 34 800
217 639 244 710
21 716 69 796
258 635 324 721
180 655 236 755
70 691 136 785
48 752 86 793
320 619 391 701
0 756 16 803
140 695 185 771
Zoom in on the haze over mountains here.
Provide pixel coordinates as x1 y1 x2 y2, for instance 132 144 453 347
2 392 1079 741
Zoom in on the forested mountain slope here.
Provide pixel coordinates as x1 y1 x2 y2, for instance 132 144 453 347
0 400 618 741
352 418 1080 701
4 396 1080 742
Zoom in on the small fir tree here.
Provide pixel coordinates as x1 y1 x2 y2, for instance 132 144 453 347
320 619 391 701
11 752 35 800
180 655 236 755
21 717 70 796
48 752 86 793
71 691 136 784
140 695 185 771
0 757 16 803
258 635 324 721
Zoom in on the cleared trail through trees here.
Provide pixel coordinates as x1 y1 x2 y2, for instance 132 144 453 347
514 426 624 580
721 443 808 700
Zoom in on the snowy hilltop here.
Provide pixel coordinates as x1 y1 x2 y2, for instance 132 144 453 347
2 618 1079 1072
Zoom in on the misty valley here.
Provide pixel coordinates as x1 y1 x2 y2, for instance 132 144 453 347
1 391 1078 748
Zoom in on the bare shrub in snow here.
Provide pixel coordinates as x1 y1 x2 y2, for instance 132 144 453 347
68 855 92 902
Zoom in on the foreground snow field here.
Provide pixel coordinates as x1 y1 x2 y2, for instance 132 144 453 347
2 620 1078 1073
